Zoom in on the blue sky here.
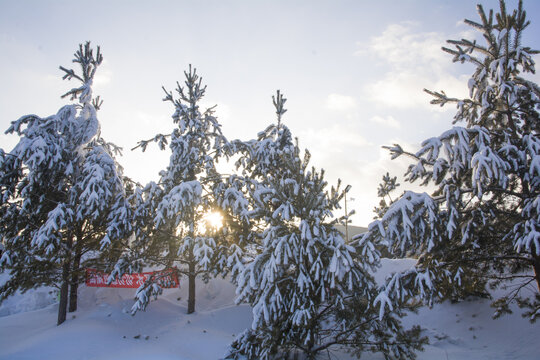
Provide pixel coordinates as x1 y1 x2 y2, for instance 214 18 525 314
1 0 539 225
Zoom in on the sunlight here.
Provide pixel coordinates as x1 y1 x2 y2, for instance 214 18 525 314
204 211 223 230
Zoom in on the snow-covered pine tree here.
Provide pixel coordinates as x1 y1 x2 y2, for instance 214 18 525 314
362 0 540 322
226 92 426 360
0 42 133 325
126 65 245 315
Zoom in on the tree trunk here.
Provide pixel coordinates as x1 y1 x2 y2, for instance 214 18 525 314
186 168 197 315
69 249 82 313
58 234 73 325
533 254 540 292
187 260 196 314
57 262 70 326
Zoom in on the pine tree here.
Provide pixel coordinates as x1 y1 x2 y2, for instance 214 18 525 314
226 92 426 360
363 0 540 322
126 65 244 315
0 42 133 325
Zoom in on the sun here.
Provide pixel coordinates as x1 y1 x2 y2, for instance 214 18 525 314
204 211 223 230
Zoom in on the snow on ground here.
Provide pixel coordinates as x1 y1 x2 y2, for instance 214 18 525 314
376 259 540 360
1 260 539 360
0 275 252 360
0 272 56 317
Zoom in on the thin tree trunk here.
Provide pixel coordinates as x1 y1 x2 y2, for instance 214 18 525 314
69 249 82 313
533 255 540 292
57 262 70 326
68 282 79 313
57 235 73 326
523 180 539 292
187 259 196 314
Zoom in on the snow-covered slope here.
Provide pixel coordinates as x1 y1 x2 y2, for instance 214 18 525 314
1 261 538 360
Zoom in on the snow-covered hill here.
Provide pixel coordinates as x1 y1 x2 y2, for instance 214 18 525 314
1 260 538 360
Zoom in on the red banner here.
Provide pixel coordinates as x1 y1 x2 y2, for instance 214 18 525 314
85 268 179 288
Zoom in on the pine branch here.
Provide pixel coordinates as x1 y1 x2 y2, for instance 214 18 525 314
132 133 172 151
59 66 83 82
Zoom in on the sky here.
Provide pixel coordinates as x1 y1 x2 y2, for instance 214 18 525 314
0 0 539 226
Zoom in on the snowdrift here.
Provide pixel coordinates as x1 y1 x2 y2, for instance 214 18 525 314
1 260 539 360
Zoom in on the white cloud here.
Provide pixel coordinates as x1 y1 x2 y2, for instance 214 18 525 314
366 71 469 110
366 71 432 109
369 115 400 129
326 93 357 111
358 22 470 111
360 21 447 71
